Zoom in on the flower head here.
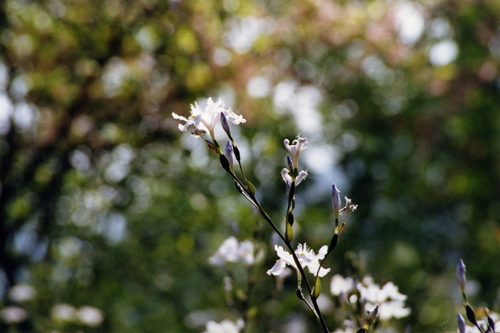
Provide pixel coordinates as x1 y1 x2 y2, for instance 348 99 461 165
284 135 307 170
341 197 358 213
209 236 255 266
267 243 330 277
281 168 308 197
203 319 244 333
172 98 245 140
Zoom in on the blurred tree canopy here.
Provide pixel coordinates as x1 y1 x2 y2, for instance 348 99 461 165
0 0 499 332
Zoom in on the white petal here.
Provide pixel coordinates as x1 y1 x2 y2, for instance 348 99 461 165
267 259 287 276
295 170 308 185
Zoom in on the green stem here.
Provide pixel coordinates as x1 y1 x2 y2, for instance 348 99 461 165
222 167 330 333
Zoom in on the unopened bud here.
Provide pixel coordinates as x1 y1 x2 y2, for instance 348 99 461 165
456 259 466 292
287 156 294 173
313 276 321 299
246 180 256 196
465 305 478 327
221 112 231 136
224 141 234 172
329 233 339 253
367 305 379 325
219 155 231 173
457 313 466 333
485 308 495 332
205 139 221 155
286 222 293 242
331 184 341 220
233 145 241 161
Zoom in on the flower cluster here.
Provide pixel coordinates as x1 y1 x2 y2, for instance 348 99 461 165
458 311 499 333
208 236 255 266
330 275 410 320
267 243 330 277
172 97 245 142
203 319 244 333
175 98 364 333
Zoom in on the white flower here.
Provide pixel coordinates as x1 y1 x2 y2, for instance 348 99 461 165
340 197 358 213
330 274 355 296
356 277 410 320
281 168 308 197
172 98 245 139
52 303 76 322
76 306 104 327
283 135 307 169
0 306 28 324
203 319 244 333
8 284 36 302
267 243 330 277
209 237 255 266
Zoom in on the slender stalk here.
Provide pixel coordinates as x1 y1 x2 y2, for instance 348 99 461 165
223 163 330 332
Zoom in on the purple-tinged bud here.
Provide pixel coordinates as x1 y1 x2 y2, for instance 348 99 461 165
287 156 294 173
224 141 234 172
221 112 231 136
367 305 379 325
456 259 466 292
331 184 341 220
457 313 466 333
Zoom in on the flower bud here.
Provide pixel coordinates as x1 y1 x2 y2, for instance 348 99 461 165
456 259 466 292
465 305 478 327
287 156 294 173
221 112 231 136
457 313 466 333
224 141 234 172
367 305 379 325
331 184 341 220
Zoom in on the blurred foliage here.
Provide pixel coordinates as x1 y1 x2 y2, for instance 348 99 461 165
0 0 499 332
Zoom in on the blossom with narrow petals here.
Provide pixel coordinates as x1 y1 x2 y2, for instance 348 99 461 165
284 135 307 169
203 319 244 333
341 197 358 213
209 236 255 266
172 98 245 140
281 168 307 197
267 243 330 277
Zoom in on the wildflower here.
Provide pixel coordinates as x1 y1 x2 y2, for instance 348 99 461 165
203 319 244 333
8 284 36 302
267 243 330 277
357 278 411 320
172 98 245 140
209 236 255 266
76 306 104 327
0 306 28 324
281 168 307 197
341 196 358 213
284 135 307 170
330 274 355 297
331 184 341 220
52 303 76 322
